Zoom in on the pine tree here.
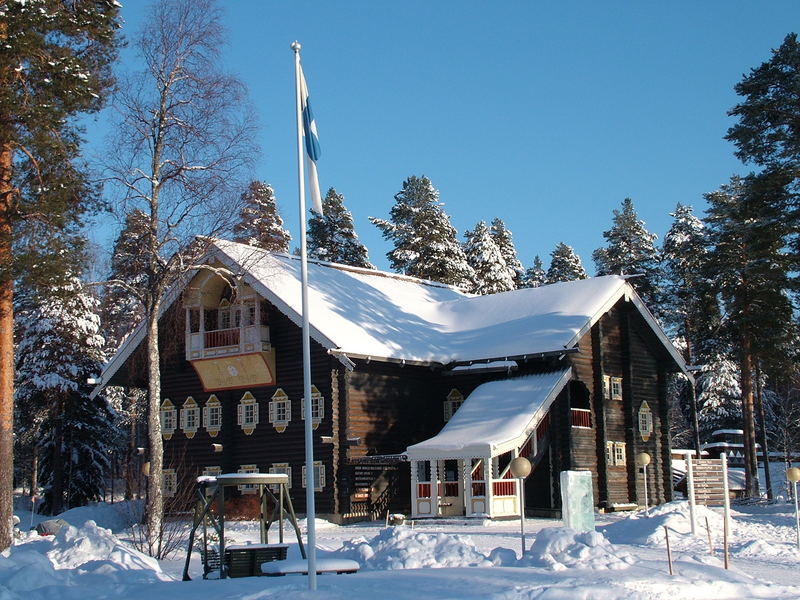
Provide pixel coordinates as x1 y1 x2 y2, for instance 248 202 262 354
233 181 291 253
463 221 515 295
546 243 587 284
0 0 120 550
521 255 547 288
370 175 474 287
15 276 111 514
489 218 523 288
308 188 373 268
592 198 661 309
704 173 796 497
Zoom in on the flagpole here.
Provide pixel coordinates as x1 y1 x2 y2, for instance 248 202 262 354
291 40 317 591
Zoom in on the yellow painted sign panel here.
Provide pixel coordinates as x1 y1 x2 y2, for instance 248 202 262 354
190 351 276 392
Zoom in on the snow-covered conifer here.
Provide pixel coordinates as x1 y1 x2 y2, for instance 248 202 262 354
490 218 523 288
308 188 373 268
520 256 546 288
233 181 291 252
371 175 474 287
546 243 587 284
463 221 515 295
15 277 113 514
592 198 661 309
696 355 742 440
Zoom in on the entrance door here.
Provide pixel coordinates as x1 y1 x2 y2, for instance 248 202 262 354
439 459 464 516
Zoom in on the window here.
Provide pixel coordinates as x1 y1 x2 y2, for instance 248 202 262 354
269 463 292 489
301 385 324 429
218 298 231 330
443 389 464 422
602 375 611 398
302 461 325 491
163 469 177 497
638 401 653 442
203 395 222 437
237 391 259 435
237 464 259 494
160 399 177 440
610 377 623 401
180 397 200 438
203 465 222 478
268 388 291 433
607 441 627 466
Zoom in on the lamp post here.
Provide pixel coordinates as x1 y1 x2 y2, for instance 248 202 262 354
636 452 651 515
787 467 800 549
510 456 532 557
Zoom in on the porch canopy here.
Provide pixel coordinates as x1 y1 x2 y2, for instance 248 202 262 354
406 368 572 461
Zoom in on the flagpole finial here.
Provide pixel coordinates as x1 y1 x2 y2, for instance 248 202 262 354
291 41 301 52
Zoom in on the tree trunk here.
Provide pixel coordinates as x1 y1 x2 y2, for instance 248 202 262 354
754 363 773 499
125 391 138 500
30 444 38 503
49 397 65 515
0 141 14 550
145 303 164 557
739 338 760 498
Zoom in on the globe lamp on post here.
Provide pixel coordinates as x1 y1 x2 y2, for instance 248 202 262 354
787 467 800 549
510 456 532 557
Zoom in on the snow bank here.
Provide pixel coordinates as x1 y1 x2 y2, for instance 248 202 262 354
602 501 725 552
333 526 493 570
520 527 636 571
56 502 136 533
0 520 167 595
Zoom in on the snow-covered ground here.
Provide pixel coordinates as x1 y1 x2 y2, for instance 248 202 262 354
4 500 800 599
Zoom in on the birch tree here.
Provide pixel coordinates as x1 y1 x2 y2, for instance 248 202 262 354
105 0 256 556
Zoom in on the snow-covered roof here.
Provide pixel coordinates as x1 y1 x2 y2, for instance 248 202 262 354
210 240 681 367
95 239 688 392
405 369 572 460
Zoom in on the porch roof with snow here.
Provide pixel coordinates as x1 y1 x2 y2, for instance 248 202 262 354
95 239 688 391
405 369 572 460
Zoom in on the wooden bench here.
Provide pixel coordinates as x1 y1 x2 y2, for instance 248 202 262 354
223 544 289 578
261 558 360 577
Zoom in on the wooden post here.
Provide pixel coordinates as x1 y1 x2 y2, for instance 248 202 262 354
685 454 697 535
721 453 730 569
705 516 713 555
664 526 673 575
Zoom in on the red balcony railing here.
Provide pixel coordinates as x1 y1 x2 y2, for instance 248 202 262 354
570 407 592 428
204 327 240 348
417 483 432 498
492 480 516 496
537 412 551 441
471 481 486 497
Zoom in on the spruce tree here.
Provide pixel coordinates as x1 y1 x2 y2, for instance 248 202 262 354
371 175 474 287
490 217 523 288
592 198 661 309
546 243 587 284
0 0 120 549
696 354 743 440
520 255 547 288
463 221 515 295
233 181 291 253
661 204 719 363
15 276 110 514
308 188 373 268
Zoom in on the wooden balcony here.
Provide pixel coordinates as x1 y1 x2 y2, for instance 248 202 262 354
186 325 270 360
570 407 592 428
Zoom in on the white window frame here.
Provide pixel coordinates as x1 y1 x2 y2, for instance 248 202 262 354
301 385 324 429
269 388 291 432
602 375 611 399
237 391 260 435
610 377 623 401
160 399 177 440
203 394 222 437
269 462 292 490
180 397 200 438
614 441 627 466
443 388 464 422
163 468 177 498
302 461 325 491
639 401 654 440
237 464 259 494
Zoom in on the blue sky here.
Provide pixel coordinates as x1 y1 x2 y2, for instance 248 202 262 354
86 1 800 274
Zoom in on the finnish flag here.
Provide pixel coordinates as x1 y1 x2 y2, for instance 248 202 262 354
299 67 323 215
